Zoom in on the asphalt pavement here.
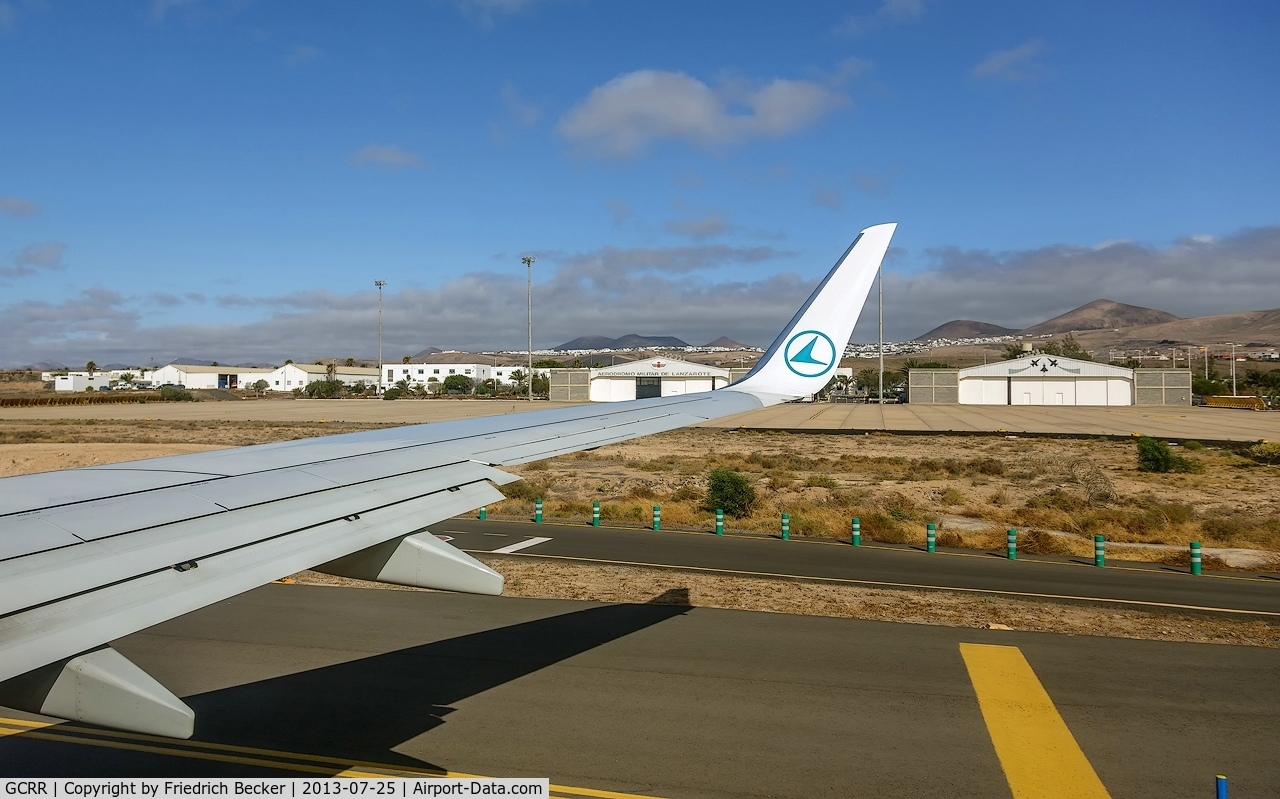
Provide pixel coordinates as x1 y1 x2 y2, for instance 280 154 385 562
434 518 1280 615
1 585 1276 798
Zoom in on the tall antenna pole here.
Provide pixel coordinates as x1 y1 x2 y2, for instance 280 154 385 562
375 280 387 392
522 256 535 401
877 261 884 405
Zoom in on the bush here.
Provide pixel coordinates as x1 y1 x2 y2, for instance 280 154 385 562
382 387 403 400
1183 440 1204 451
1249 442 1280 465
804 474 839 489
159 386 193 402
1136 436 1203 473
704 468 756 518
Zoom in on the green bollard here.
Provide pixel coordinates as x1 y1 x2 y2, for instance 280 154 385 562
535 498 543 524
478 505 487 521
1190 541 1202 575
592 501 600 527
653 505 661 531
926 523 937 553
1094 535 1105 567
852 517 861 547
781 513 790 540
715 509 724 535
1007 528 1017 560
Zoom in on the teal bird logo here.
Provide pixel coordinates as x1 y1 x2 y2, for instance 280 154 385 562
783 330 836 378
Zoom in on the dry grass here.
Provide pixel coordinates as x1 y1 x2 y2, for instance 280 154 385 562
484 429 1280 558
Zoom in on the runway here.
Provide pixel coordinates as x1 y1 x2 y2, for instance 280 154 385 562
2 585 1276 798
436 519 1280 615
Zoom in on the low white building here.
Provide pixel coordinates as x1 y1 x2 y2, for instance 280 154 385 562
908 356 1192 406
267 363 382 392
54 372 112 392
380 362 546 391
149 364 273 390
550 358 732 402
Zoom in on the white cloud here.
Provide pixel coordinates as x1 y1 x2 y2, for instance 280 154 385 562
501 83 541 127
285 44 320 67
663 213 733 241
558 69 849 157
0 245 797 365
835 0 924 37
457 0 537 28
0 196 41 217
972 38 1050 83
2 240 66 278
350 143 424 170
860 225 1280 340
9 226 1279 365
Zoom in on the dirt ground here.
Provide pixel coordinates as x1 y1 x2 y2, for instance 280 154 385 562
486 428 1280 564
290 558 1280 649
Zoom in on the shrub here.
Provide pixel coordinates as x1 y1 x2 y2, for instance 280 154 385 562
805 474 839 489
940 487 968 506
1136 436 1203 473
1183 440 1205 451
704 468 756 518
382 387 403 400
1249 442 1280 465
159 386 193 402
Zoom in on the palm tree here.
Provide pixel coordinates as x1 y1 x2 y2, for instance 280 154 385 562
85 361 97 375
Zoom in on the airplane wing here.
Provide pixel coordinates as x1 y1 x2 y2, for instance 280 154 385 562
0 223 896 738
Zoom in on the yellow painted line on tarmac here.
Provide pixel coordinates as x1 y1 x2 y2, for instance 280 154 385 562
476 551 1280 616
0 717 665 798
960 644 1112 799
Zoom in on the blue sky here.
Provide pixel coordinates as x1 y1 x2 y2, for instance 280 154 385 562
2 0 1278 365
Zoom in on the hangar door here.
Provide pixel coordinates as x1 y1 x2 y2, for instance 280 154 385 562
636 377 661 399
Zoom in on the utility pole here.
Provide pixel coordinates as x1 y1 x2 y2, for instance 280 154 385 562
877 260 884 405
375 280 387 393
522 256 535 401
1231 343 1237 396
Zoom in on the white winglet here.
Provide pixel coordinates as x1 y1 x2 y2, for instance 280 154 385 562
732 223 897 400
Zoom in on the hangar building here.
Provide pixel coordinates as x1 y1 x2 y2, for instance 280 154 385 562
908 355 1191 406
550 358 734 402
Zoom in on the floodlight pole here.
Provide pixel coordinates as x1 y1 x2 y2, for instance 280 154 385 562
523 256 535 401
877 261 884 405
375 280 387 393
1231 343 1237 396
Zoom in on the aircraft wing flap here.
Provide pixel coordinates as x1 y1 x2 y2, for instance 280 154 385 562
0 480 504 683
0 516 84 561
41 492 227 542
185 469 341 510
0 460 515 617
0 469 227 518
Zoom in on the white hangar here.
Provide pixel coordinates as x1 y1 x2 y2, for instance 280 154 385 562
908 356 1191 406
550 358 734 402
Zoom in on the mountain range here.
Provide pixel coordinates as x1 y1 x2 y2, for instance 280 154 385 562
552 334 753 351
915 299 1179 340
915 299 1280 348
